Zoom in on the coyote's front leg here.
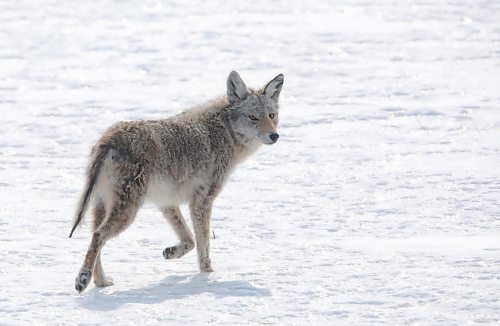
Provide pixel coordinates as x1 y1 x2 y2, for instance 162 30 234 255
189 194 214 273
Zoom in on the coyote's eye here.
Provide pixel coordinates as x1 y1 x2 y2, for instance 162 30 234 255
248 115 258 121
269 113 275 119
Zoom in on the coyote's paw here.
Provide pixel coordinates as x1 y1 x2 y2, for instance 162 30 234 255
94 276 114 288
163 246 178 259
163 242 193 260
200 261 214 273
201 266 214 273
75 268 92 293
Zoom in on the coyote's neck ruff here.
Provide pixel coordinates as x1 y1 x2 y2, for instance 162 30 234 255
70 71 284 293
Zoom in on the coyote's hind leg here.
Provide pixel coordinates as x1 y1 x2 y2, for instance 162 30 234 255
90 201 113 287
75 178 145 293
162 206 195 259
93 253 114 287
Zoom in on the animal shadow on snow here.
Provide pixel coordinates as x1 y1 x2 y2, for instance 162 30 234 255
78 273 271 311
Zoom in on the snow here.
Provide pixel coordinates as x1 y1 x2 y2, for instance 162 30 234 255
1 0 500 324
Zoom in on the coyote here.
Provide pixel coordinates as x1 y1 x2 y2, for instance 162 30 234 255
69 71 284 292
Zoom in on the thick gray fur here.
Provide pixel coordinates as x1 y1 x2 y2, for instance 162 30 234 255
71 71 284 292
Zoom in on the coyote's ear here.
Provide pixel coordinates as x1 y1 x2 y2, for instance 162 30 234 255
263 74 284 102
227 71 249 104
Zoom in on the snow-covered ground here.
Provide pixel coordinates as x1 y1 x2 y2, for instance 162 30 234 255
1 0 499 324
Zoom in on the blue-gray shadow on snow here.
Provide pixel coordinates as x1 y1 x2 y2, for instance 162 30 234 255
78 273 271 311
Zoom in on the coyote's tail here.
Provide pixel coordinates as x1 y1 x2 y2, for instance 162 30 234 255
69 145 110 238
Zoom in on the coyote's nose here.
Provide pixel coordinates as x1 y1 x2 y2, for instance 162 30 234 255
269 133 279 142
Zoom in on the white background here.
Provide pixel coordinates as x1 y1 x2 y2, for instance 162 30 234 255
1 0 499 324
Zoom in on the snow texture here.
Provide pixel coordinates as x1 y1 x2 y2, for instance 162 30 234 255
1 0 499 324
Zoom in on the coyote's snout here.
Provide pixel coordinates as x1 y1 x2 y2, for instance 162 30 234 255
69 71 284 292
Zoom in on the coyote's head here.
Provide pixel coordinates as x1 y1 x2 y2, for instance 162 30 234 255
226 71 284 145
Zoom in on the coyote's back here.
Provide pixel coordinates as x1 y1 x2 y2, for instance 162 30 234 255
70 71 284 293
